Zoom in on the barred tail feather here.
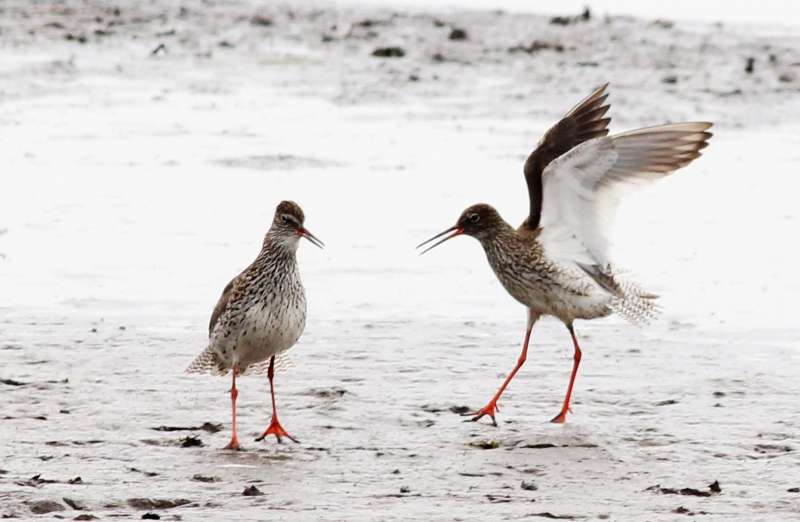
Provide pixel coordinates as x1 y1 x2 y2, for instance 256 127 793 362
185 348 294 376
609 277 662 325
185 347 228 376
579 263 661 324
244 351 294 376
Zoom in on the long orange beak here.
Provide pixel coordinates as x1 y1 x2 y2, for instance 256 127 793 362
416 225 464 255
298 227 324 249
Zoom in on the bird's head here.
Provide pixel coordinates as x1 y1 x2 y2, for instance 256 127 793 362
268 200 324 250
417 203 504 254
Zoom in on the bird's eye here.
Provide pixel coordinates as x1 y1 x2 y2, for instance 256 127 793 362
468 213 480 223
281 215 292 225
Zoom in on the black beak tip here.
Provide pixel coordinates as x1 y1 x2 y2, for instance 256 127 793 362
416 226 463 255
299 228 324 249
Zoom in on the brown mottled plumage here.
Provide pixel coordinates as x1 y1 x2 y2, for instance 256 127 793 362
419 84 712 426
187 200 323 448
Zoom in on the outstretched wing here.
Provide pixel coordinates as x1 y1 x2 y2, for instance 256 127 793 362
521 83 611 230
538 122 713 270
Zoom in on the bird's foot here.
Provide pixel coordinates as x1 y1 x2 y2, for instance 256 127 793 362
255 416 298 444
224 435 242 450
463 401 499 427
549 407 572 424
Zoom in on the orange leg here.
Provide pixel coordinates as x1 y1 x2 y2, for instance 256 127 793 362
550 324 582 424
255 356 298 443
468 311 539 426
224 364 241 450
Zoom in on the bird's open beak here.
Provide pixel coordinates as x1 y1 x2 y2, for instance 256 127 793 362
416 225 463 255
298 228 324 249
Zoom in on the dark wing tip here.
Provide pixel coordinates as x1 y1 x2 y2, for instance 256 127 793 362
522 84 615 230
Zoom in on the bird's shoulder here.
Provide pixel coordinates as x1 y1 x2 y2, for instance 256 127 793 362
209 275 239 336
514 224 542 245
208 261 260 335
486 226 546 268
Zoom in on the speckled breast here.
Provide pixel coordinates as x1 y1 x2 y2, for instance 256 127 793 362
210 267 307 371
236 286 306 367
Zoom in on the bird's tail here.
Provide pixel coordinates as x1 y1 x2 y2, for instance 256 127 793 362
609 281 661 325
185 346 228 376
579 263 661 324
185 348 294 376
243 352 295 375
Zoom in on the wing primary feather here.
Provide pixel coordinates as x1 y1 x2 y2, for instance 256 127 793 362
522 83 612 230
538 121 712 270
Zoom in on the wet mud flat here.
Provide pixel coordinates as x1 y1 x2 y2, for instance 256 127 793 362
2 0 800 520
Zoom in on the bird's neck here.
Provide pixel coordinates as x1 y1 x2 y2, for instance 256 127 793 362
476 219 518 250
261 232 300 260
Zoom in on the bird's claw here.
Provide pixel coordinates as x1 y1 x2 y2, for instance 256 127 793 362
255 416 299 444
462 402 499 427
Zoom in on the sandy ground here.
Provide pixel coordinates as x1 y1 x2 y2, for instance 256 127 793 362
1 1 800 520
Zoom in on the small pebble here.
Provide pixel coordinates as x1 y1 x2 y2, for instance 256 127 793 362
448 28 468 40
372 47 405 58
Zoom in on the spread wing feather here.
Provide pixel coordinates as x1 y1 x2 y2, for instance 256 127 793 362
538 122 713 270
522 83 611 229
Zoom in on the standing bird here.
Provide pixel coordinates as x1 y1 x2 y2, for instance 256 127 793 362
187 201 323 449
418 84 712 425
